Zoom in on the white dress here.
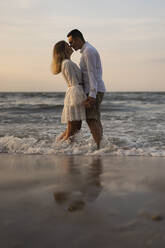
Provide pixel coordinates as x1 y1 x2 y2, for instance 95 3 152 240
61 59 87 123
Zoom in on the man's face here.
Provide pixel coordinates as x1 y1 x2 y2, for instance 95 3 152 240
68 35 81 51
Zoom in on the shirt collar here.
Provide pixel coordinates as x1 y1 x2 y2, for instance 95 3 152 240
80 41 88 53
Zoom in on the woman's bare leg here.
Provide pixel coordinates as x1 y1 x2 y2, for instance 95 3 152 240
62 122 71 141
57 129 67 141
63 121 82 141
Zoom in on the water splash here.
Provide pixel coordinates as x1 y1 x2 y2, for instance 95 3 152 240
1 133 165 156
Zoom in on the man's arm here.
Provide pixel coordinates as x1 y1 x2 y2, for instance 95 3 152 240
85 50 97 98
82 50 97 108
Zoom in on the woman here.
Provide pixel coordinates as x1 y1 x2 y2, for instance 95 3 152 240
51 40 86 141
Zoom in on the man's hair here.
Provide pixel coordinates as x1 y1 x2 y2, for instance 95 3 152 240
67 29 85 42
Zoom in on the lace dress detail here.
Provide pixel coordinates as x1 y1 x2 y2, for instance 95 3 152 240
61 59 87 123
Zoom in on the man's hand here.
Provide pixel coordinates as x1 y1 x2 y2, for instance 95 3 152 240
83 96 96 109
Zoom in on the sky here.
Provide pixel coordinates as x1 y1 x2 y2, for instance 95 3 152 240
0 0 165 92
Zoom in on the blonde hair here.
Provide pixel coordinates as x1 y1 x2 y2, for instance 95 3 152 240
51 40 68 74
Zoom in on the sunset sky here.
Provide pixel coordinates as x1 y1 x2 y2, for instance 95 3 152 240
0 0 165 92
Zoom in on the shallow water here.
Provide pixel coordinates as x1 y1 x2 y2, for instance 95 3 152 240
0 92 165 156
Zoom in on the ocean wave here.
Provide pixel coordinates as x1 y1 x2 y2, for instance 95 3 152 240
103 92 165 104
0 92 65 98
0 104 63 113
0 135 165 157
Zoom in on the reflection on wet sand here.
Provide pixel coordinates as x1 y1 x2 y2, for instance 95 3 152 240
54 157 103 212
1 155 165 247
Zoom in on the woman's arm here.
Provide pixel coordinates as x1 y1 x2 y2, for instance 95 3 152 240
62 60 78 87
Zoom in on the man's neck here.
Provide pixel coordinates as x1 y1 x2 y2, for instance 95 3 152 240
79 41 85 49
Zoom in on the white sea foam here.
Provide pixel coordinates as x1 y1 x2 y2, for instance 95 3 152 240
0 134 165 157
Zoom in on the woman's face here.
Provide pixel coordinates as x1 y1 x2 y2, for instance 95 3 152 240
65 42 73 57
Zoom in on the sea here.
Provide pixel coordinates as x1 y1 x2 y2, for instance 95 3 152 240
0 92 165 156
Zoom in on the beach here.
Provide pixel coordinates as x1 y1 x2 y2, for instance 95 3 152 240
1 154 165 248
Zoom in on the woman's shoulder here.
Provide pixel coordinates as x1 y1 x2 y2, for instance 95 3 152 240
62 59 72 66
62 59 77 72
62 59 73 70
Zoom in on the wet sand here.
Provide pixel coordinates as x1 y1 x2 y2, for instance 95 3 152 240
0 154 165 248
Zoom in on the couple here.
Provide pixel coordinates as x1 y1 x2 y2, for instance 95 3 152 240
52 29 106 149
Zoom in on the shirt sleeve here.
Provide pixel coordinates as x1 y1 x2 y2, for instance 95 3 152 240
84 50 97 98
62 60 78 87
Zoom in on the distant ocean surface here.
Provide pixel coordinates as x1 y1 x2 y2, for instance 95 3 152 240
0 92 165 156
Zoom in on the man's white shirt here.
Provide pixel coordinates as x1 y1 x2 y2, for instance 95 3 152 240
79 42 106 98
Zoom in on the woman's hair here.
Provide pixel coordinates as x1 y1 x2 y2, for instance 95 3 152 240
51 40 68 74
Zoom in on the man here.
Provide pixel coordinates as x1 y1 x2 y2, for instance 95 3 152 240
67 29 106 149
